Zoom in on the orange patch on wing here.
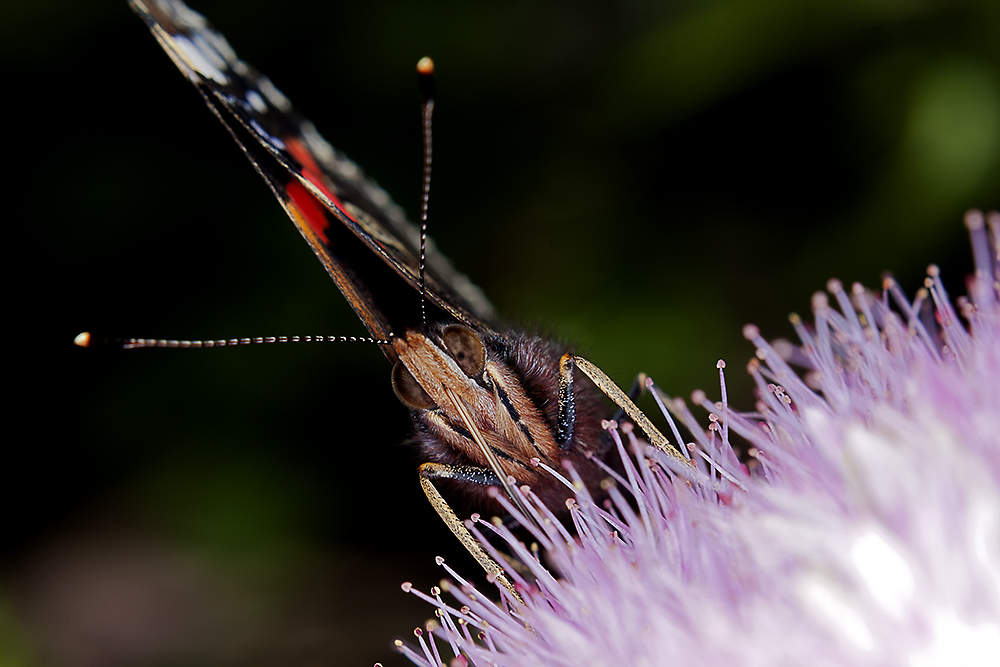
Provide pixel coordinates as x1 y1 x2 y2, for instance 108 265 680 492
286 179 330 244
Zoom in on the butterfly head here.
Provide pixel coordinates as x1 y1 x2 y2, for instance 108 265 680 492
391 324 488 413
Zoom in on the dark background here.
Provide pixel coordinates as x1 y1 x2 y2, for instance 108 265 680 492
6 0 999 665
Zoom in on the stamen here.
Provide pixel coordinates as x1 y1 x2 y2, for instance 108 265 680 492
716 359 730 458
644 377 691 460
414 625 436 667
520 484 576 545
743 324 830 415
464 518 531 607
827 278 865 338
393 638 427 665
434 556 473 592
884 279 941 360
424 620 445 667
604 421 652 534
528 457 575 493
585 449 631 489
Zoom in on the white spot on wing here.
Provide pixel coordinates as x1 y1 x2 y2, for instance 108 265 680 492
258 76 291 112
172 34 228 84
201 27 237 65
245 89 268 114
193 32 230 75
300 121 335 165
339 158 360 180
159 0 208 30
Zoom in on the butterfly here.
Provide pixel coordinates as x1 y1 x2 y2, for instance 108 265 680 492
123 0 691 599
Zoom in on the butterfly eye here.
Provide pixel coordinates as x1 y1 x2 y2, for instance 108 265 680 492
392 361 436 410
441 325 486 376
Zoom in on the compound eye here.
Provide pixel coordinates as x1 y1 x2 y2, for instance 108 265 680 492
392 360 436 410
441 325 486 376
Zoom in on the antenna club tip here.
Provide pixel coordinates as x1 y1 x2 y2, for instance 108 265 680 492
74 331 92 348
416 57 434 75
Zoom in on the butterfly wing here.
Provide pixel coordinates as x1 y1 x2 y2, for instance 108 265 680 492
129 0 495 359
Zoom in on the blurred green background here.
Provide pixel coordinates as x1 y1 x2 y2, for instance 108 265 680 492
6 0 999 665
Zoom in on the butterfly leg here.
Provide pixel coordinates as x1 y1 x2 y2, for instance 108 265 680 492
610 373 648 425
557 354 690 466
418 462 522 602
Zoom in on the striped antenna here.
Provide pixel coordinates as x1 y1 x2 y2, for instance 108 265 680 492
416 56 435 330
74 331 392 350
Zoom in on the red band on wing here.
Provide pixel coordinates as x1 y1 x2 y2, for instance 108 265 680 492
286 179 331 244
285 138 355 222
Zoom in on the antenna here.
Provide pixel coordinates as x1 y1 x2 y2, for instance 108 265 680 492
74 331 391 349
416 56 435 330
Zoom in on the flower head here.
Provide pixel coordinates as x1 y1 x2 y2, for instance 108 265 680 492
392 210 1000 667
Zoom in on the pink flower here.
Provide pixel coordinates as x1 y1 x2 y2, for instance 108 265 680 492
391 210 1000 667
